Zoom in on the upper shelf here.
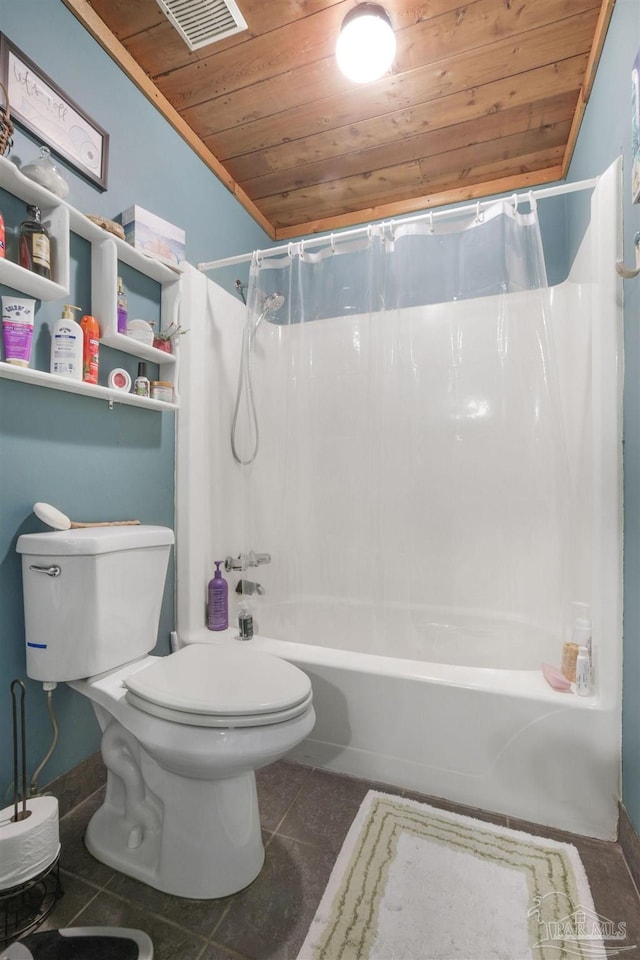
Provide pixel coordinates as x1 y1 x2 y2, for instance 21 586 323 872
66 205 181 284
0 154 182 293
0 154 181 410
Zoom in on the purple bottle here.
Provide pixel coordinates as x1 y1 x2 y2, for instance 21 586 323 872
207 561 228 630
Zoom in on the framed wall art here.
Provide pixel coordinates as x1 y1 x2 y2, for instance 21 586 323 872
0 34 109 190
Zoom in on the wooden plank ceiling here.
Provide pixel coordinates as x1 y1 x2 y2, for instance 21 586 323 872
63 0 614 240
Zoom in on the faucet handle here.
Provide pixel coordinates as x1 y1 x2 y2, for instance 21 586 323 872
224 555 245 572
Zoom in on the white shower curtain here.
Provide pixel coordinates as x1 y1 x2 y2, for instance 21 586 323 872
235 201 571 668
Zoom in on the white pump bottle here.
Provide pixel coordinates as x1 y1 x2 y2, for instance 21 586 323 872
50 304 83 380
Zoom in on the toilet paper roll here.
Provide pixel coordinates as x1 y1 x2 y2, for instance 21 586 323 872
0 796 60 890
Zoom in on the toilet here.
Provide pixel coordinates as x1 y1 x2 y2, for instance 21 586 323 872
16 526 315 900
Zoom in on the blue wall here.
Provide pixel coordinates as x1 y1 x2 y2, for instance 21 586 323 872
0 0 270 800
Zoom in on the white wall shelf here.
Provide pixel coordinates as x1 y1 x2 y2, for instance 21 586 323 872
0 360 177 411
0 154 181 410
0 155 70 295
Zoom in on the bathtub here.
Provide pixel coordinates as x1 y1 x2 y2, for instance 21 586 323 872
176 163 622 843
179 622 619 841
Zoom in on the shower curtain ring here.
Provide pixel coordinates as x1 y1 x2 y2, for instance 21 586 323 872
330 233 336 253
389 219 396 240
300 238 305 259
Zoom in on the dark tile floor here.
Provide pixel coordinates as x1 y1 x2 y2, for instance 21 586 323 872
33 761 640 959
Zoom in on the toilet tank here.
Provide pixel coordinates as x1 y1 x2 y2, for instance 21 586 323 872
16 526 174 682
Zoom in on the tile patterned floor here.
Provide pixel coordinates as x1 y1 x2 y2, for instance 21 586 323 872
31 761 640 959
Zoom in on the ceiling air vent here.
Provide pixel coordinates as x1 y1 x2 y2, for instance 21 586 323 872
155 0 248 51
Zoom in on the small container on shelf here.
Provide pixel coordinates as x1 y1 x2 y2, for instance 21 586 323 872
108 367 132 392
150 380 173 402
152 320 187 354
127 319 154 346
21 146 69 199
134 362 150 397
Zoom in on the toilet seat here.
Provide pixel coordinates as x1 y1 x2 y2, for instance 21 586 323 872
124 644 313 728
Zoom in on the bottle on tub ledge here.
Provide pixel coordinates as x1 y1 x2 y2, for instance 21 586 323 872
237 601 253 640
575 646 592 697
207 561 228 631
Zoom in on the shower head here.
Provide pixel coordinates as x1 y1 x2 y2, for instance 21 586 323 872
249 292 285 341
262 292 285 316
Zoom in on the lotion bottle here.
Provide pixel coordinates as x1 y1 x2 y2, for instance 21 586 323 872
207 561 229 630
50 304 82 380
80 313 100 384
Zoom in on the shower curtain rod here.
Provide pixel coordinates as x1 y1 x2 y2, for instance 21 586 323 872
198 175 599 273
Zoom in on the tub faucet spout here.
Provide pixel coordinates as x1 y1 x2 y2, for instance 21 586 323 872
225 552 271 572
236 579 265 596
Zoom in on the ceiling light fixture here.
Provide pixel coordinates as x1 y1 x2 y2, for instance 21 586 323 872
335 3 396 84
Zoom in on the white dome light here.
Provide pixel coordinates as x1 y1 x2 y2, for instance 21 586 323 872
336 4 396 84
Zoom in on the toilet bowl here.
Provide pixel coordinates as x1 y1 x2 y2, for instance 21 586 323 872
71 645 314 899
16 527 315 899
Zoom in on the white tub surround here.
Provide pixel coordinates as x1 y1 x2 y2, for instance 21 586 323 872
177 159 623 840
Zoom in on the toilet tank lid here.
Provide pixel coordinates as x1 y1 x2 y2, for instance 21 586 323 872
17 525 174 556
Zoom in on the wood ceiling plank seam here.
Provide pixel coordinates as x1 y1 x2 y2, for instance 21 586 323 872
61 0 277 239
195 6 599 147
263 147 566 229
217 54 588 178
139 0 498 84
255 127 570 216
86 0 167 40
117 0 358 77
272 165 564 239
150 0 598 111
73 0 611 238
207 18 598 164
149 0 353 100
240 98 578 199
239 95 578 196
214 64 587 177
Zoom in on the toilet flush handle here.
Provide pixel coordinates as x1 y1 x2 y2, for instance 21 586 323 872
29 564 61 577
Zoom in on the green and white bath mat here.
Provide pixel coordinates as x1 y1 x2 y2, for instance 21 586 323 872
297 791 609 960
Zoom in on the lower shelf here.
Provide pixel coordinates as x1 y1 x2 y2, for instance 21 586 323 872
0 361 179 411
0 853 63 945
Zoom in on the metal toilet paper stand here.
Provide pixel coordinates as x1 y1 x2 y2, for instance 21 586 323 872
1 683 153 959
0 681 63 946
